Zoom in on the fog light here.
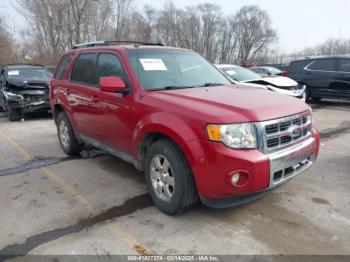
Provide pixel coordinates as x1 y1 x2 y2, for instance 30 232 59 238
231 173 240 185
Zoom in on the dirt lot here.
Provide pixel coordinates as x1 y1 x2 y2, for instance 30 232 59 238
0 100 349 258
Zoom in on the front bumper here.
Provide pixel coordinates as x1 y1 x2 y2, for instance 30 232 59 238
7 100 50 113
268 85 306 99
191 129 320 208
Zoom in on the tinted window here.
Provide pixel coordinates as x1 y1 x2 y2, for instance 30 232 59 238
308 59 337 71
0 69 5 86
288 60 312 72
339 59 350 72
55 55 73 80
71 53 98 86
97 54 129 86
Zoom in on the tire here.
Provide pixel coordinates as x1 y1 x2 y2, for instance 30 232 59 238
56 111 83 156
145 139 198 215
305 86 321 103
6 103 22 121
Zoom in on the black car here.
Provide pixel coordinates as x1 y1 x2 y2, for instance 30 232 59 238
288 56 350 101
0 64 52 121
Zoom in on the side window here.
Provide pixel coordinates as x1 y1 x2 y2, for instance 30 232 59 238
97 53 129 86
339 59 350 73
71 53 98 86
55 54 73 80
308 59 337 71
0 69 4 86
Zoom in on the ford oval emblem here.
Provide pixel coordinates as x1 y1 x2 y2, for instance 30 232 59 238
290 126 303 138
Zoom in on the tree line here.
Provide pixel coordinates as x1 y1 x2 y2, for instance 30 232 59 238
1 0 278 66
1 0 349 67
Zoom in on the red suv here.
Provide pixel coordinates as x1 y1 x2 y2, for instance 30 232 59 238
50 41 320 215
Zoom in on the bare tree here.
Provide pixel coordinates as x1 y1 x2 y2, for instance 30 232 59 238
297 38 350 56
16 0 115 64
114 0 134 39
231 5 277 64
0 17 16 64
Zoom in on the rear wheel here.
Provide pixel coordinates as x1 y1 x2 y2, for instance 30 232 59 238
57 112 83 156
145 139 198 215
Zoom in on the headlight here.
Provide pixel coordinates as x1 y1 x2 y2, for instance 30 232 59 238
207 123 257 149
4 92 24 101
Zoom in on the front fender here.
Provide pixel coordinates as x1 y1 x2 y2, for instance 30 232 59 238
132 112 201 164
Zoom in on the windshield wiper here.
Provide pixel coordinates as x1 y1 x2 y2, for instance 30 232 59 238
202 83 225 87
147 85 193 91
147 83 225 91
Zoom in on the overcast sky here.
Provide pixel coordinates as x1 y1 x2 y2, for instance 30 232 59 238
1 0 349 54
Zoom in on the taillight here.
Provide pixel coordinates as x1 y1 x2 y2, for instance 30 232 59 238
282 70 288 77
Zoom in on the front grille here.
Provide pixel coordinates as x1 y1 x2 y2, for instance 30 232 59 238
260 112 312 152
273 157 311 182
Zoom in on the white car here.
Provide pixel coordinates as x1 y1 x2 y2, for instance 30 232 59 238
215 64 306 101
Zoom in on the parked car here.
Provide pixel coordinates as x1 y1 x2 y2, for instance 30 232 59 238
287 55 350 101
0 64 52 121
216 64 306 100
45 66 56 74
249 66 288 77
50 41 320 215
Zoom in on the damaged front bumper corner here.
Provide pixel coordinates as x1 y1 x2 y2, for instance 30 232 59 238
5 91 50 113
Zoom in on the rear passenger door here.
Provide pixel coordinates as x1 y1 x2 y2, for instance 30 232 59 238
335 58 350 98
69 53 102 137
304 58 338 98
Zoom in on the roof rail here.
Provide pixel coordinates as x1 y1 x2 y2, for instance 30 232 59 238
3 63 44 67
72 40 164 49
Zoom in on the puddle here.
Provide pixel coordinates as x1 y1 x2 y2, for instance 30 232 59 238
319 121 350 141
0 194 153 258
0 149 106 176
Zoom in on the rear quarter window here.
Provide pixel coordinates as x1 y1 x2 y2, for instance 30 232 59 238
55 54 73 80
307 59 337 71
288 60 311 72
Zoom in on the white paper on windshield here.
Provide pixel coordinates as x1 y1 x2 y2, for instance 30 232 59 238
8 70 19 76
225 70 237 75
140 59 167 71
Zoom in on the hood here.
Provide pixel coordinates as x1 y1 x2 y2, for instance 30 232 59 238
7 79 49 90
244 76 298 87
148 85 309 123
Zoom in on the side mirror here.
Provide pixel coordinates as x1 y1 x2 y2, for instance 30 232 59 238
100 76 128 94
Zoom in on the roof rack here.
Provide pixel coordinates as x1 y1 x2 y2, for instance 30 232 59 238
3 63 44 67
72 40 164 49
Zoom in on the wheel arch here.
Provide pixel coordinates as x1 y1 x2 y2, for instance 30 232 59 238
133 113 199 172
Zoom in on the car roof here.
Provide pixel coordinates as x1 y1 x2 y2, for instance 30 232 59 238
215 64 240 69
65 45 188 54
291 54 350 63
3 64 45 69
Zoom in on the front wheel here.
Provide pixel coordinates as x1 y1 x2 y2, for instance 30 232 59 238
6 103 22 121
145 139 198 215
57 112 83 156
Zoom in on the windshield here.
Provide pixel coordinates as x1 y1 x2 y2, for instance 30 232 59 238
265 67 282 74
127 49 231 90
7 68 53 81
221 66 261 82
